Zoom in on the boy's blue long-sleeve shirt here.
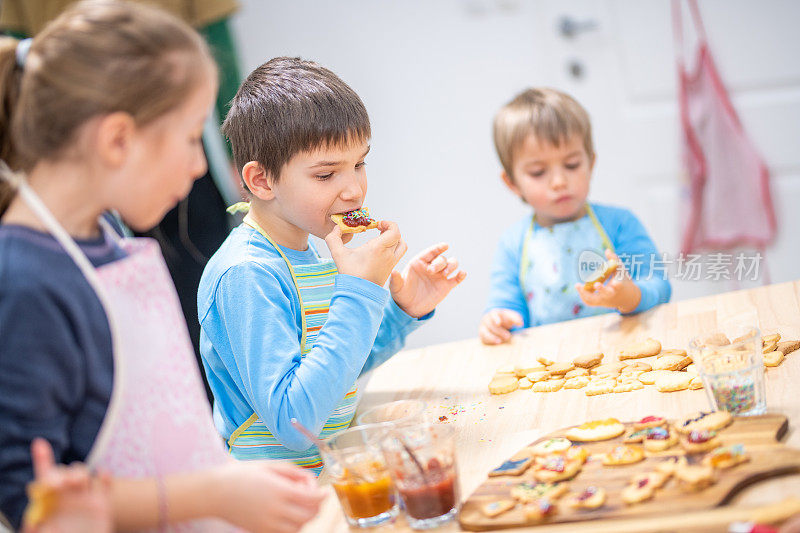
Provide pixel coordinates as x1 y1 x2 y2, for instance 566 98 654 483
487 204 671 327
198 225 428 451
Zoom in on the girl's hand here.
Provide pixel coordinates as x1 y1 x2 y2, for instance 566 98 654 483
575 249 641 314
389 243 466 318
479 309 524 345
23 438 112 533
326 221 407 287
210 461 324 533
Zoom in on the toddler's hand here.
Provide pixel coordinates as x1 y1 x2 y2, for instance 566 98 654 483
23 438 111 533
479 309 523 345
575 249 641 314
389 243 466 318
210 460 324 533
325 221 407 287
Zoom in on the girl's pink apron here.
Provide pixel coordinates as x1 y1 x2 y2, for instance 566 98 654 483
18 181 238 532
673 0 776 255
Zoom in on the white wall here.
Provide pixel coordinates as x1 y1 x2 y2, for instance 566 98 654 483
229 0 800 348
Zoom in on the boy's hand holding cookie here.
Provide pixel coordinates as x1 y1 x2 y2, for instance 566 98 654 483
479 309 524 345
326 220 407 287
389 243 467 318
575 249 641 314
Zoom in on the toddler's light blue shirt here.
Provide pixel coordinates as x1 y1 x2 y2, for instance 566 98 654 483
487 203 671 327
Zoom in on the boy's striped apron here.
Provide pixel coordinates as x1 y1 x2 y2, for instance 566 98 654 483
226 215 358 474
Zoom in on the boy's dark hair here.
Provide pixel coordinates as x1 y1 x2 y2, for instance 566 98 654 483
223 57 371 190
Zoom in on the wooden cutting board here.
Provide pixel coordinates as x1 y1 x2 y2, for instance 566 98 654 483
459 414 800 531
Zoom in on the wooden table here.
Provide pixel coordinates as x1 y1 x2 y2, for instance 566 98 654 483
302 280 800 532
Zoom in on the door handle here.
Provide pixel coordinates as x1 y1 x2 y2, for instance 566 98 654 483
558 16 599 39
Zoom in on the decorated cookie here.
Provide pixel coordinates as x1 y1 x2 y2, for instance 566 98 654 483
634 471 669 490
677 411 733 435
623 427 655 444
522 499 556 522
533 455 582 483
489 456 533 477
703 444 750 469
330 208 378 233
680 429 721 453
602 445 645 466
655 455 688 476
634 416 667 430
573 352 604 369
643 426 678 452
510 481 567 503
621 476 655 504
481 499 516 518
565 418 625 442
530 438 572 456
618 338 662 360
565 486 606 509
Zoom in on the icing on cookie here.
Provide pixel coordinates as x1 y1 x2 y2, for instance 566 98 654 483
491 457 530 475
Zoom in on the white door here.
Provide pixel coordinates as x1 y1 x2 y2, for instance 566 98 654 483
232 0 800 348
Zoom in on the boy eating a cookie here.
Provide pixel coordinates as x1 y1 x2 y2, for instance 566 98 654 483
480 88 670 344
198 57 466 470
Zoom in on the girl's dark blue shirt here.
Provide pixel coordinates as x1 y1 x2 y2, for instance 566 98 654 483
0 223 125 528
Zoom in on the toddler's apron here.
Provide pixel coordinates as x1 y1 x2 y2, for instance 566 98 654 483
673 0 776 254
17 181 236 532
519 204 614 326
226 215 357 474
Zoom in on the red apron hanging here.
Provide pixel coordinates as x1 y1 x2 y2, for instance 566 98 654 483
672 0 777 255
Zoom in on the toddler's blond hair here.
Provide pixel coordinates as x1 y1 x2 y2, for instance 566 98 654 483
493 88 594 179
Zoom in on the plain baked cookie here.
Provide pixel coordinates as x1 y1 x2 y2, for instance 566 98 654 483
618 338 662 360
489 374 519 395
676 411 733 435
573 352 604 369
565 418 625 442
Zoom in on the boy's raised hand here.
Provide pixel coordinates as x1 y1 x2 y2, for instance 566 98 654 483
575 249 642 314
479 309 524 345
326 220 407 287
389 243 466 318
